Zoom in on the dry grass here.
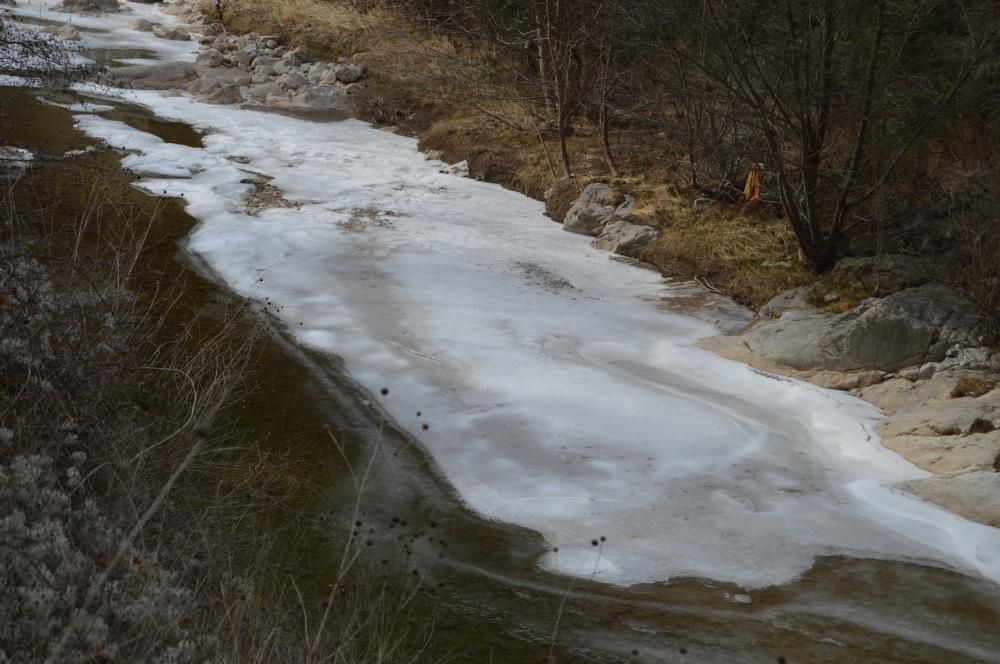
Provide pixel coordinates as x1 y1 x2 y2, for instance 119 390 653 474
951 374 997 399
639 201 812 308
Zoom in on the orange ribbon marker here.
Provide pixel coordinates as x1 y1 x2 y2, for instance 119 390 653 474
744 162 763 202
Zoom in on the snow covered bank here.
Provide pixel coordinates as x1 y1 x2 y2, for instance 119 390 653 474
8 0 999 589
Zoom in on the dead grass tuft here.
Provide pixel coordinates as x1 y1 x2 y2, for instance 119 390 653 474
951 374 997 399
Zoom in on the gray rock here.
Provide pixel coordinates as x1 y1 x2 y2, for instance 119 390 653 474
562 183 633 236
286 88 352 115
188 74 242 104
826 254 929 297
277 71 308 91
250 67 275 83
108 62 197 90
307 62 331 81
252 55 278 70
591 219 658 256
245 83 282 100
742 284 986 372
129 18 156 31
196 48 224 68
693 196 716 210
152 25 190 41
334 64 365 84
759 285 817 318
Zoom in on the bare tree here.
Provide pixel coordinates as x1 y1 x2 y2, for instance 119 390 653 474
675 0 999 271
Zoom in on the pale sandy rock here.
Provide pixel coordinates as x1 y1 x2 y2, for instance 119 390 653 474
810 370 884 391
885 432 1000 474
899 472 1000 528
879 390 1000 438
859 371 966 414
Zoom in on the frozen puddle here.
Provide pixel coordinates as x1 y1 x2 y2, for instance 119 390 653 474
15 0 1000 589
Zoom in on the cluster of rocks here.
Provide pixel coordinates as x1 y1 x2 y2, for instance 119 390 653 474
190 28 366 113
559 183 659 258
701 255 1000 526
105 17 366 116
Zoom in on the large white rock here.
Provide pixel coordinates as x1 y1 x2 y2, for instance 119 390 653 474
591 219 658 256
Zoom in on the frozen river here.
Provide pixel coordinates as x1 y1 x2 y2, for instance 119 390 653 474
8 0 1000 592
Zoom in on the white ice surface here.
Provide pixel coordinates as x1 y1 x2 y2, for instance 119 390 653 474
71 100 1000 588
18 1 1000 588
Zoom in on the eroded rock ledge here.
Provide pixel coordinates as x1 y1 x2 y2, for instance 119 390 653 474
702 255 1000 526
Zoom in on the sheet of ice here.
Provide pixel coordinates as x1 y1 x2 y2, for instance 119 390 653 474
71 94 1000 588
38 96 115 112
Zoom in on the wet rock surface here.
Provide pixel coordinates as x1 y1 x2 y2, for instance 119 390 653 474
702 257 1000 527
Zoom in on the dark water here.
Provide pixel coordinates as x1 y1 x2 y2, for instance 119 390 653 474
4 87 1000 664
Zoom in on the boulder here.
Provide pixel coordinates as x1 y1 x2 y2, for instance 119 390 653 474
591 219 658 256
195 48 224 68
823 254 930 297
129 18 156 31
334 64 365 84
742 284 986 372
759 285 817 318
562 183 634 236
153 25 191 41
188 74 242 104
276 71 308 91
108 62 197 90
